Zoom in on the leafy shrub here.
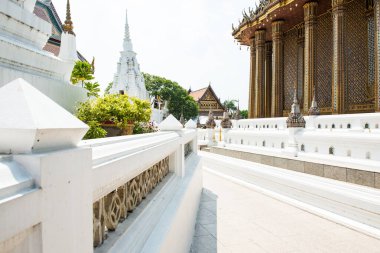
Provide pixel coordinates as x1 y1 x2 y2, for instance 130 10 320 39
77 94 152 139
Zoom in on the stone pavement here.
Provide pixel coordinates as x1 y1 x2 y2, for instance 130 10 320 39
190 170 380 253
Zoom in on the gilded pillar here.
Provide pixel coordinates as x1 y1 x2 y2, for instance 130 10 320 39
248 39 256 118
375 0 380 111
332 0 347 114
303 2 318 113
265 42 272 118
271 20 284 117
255 30 266 118
297 24 305 110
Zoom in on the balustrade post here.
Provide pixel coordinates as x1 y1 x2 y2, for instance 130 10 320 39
0 79 92 253
159 114 186 177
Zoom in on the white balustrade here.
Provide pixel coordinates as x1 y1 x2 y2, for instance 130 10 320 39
0 80 202 253
223 113 380 163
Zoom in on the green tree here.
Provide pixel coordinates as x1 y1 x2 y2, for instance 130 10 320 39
104 82 113 95
223 99 238 115
71 61 94 87
84 82 101 98
240 109 248 119
143 73 198 120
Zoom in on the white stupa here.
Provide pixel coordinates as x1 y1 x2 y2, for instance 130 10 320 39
111 10 149 100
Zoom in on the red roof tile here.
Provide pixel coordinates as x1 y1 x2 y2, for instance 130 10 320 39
189 88 207 101
43 43 60 56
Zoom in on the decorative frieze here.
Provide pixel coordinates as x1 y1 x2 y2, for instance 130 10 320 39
255 30 266 118
93 157 170 247
271 20 285 117
304 2 318 113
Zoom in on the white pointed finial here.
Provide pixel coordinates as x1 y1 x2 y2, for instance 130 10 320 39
123 9 133 51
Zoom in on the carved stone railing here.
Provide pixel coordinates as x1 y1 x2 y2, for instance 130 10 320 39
93 157 169 247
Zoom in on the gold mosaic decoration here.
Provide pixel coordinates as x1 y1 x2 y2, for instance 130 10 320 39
346 0 369 106
316 12 333 109
283 28 298 111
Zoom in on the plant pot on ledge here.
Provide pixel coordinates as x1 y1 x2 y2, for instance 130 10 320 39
101 121 134 137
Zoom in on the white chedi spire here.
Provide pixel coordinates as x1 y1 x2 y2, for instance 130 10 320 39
123 10 133 52
110 9 149 100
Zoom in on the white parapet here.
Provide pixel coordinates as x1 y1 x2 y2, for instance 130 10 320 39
159 114 184 131
185 119 197 129
0 78 88 154
0 98 201 253
226 113 380 163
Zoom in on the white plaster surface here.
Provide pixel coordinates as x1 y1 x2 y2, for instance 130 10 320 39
0 157 33 200
0 0 87 112
218 113 380 169
201 151 380 237
190 168 380 253
159 114 184 131
185 119 197 129
0 79 88 154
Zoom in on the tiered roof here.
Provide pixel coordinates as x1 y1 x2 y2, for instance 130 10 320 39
33 0 86 61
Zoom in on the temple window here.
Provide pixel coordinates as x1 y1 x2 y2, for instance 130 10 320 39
329 146 334 155
366 152 371 159
364 123 370 129
347 150 351 157
347 124 351 129
301 144 305 152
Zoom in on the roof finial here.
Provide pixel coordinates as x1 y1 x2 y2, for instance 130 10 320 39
63 0 75 35
308 86 320 115
286 85 305 128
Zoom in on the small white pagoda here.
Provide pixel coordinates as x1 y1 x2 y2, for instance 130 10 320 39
111 10 149 100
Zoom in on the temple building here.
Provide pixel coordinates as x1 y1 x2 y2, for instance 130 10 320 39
189 85 225 119
33 0 86 61
0 0 87 112
110 10 149 100
233 0 379 118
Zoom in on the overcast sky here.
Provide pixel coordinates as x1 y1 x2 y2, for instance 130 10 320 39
54 0 257 109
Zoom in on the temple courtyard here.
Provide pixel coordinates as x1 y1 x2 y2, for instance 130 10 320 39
190 152 380 253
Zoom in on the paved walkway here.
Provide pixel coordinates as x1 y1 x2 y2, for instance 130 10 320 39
190 170 380 253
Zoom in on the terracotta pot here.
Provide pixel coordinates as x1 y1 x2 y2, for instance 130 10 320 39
101 123 134 137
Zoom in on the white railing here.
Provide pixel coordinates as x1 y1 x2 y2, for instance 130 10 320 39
0 130 202 253
224 113 380 163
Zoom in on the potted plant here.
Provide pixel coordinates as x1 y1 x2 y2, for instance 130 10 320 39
76 94 151 139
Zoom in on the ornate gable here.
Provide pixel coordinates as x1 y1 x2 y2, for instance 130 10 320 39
196 85 225 114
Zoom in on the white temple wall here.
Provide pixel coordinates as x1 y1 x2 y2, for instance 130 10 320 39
0 66 86 113
223 113 380 164
0 0 87 113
